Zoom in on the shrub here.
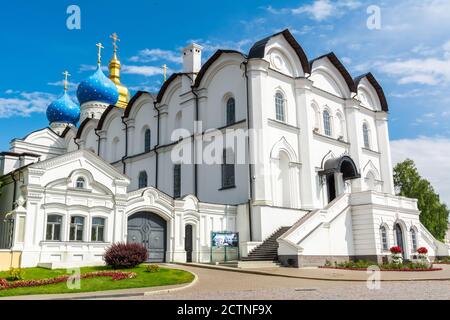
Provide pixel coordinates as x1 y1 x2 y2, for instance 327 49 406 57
417 247 428 254
8 268 25 281
390 246 402 254
145 264 160 273
104 242 148 269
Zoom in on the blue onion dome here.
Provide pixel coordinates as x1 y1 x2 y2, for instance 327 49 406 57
46 92 80 125
77 65 119 105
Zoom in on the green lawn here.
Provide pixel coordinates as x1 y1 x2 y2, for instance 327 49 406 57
0 265 194 297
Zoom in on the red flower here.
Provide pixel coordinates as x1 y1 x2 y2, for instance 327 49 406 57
390 246 402 254
417 247 428 254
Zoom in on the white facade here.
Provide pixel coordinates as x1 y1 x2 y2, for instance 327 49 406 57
0 29 448 268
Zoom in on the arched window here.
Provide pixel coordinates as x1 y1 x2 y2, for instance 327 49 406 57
226 97 236 126
323 110 332 136
76 177 85 189
410 227 418 252
46 215 62 241
91 217 105 242
380 225 388 251
69 216 85 241
363 123 370 148
144 129 151 152
138 171 148 189
173 164 181 198
221 149 235 189
275 92 285 122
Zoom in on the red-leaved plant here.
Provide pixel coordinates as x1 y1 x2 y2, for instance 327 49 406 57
390 246 402 254
417 247 428 254
103 242 148 269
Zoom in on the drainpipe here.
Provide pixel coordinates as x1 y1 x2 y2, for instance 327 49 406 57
153 100 161 188
94 129 101 156
74 137 81 150
242 60 253 241
11 172 17 211
121 116 129 175
191 85 199 198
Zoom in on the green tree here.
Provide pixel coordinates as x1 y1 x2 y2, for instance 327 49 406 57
394 159 449 240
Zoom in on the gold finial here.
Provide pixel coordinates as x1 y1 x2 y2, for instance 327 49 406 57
110 32 120 54
108 33 129 108
62 71 71 92
96 42 104 65
163 64 167 82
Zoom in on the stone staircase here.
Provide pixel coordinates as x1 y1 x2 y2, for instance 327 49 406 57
242 227 291 262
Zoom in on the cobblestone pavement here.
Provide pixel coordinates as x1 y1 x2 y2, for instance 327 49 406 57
106 265 450 300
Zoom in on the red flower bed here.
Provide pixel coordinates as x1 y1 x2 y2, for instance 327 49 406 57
318 266 442 272
417 247 428 254
0 271 137 290
390 246 402 254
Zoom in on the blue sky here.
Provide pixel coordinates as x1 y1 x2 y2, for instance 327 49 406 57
1 0 450 202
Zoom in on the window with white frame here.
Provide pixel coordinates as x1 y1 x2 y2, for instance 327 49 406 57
380 225 388 251
91 217 105 242
410 227 418 252
69 216 85 241
46 215 62 241
363 123 370 149
275 92 285 122
76 177 86 189
323 110 332 136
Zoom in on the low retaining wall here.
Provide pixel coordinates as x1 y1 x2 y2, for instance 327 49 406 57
0 251 21 271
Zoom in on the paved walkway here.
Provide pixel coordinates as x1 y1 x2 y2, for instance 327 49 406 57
177 262 450 281
2 264 449 300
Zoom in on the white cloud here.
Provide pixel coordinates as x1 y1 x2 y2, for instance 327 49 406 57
47 80 77 91
129 48 182 64
122 65 170 77
267 0 362 21
0 91 56 118
391 137 450 205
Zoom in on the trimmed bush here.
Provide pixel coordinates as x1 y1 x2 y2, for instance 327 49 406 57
8 268 25 281
145 264 160 273
104 242 148 269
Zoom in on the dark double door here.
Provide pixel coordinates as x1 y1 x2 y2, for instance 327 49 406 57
127 212 167 263
185 224 193 263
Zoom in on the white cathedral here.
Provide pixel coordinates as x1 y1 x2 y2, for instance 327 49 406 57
0 29 448 269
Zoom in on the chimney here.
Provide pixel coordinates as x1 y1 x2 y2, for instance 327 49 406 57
182 43 203 74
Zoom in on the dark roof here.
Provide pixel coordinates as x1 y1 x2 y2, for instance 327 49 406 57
0 151 40 158
248 29 311 74
76 118 97 140
354 73 389 112
156 73 182 103
123 91 155 118
97 105 122 131
193 50 245 88
309 52 356 93
60 126 72 138
319 155 360 180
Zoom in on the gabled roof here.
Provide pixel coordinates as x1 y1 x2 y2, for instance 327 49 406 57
75 117 98 140
156 73 182 103
354 72 389 112
309 52 356 93
193 50 245 88
248 29 311 74
124 91 155 118
97 105 122 131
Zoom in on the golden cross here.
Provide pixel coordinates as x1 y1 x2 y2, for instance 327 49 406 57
62 71 71 92
163 64 167 82
110 32 120 53
96 42 104 65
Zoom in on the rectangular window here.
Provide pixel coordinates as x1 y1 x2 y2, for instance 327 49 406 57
70 216 85 241
46 215 62 241
91 218 105 242
174 164 181 198
222 149 235 189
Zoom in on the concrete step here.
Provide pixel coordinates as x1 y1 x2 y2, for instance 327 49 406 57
218 260 281 269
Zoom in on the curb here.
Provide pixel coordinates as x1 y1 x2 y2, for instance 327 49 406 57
175 263 450 282
144 271 198 296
